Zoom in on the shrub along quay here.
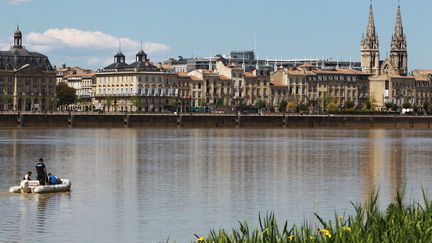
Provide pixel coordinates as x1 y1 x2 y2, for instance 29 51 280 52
0 112 431 129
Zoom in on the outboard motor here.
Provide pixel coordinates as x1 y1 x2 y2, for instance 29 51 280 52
20 180 31 193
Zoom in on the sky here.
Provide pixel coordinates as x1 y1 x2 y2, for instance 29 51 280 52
0 0 431 70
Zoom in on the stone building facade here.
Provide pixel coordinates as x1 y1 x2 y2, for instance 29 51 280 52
0 27 56 111
95 49 178 112
270 65 370 112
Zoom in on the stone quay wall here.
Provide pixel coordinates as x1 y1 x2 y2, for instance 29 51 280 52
0 113 431 129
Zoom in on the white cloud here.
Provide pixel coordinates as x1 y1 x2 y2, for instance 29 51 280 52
25 28 170 54
7 0 32 5
4 28 172 68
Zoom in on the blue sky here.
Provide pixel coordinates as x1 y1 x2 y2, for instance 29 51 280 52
1 0 431 70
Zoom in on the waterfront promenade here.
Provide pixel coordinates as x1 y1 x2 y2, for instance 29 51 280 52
0 111 431 129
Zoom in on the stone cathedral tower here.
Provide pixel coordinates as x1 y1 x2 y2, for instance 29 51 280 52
390 4 408 76
361 1 380 75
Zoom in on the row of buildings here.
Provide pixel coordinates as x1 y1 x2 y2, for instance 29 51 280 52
2 2 432 113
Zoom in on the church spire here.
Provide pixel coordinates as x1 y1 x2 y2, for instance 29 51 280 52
361 0 380 75
363 0 378 49
366 0 377 40
394 3 403 37
390 1 408 76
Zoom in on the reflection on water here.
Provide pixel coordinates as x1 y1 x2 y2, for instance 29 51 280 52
0 128 431 242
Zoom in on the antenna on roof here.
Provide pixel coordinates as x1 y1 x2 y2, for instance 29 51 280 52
140 38 143 50
209 53 212 71
118 39 121 51
253 32 257 54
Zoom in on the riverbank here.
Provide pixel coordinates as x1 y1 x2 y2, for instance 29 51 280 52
0 112 431 128
194 189 432 242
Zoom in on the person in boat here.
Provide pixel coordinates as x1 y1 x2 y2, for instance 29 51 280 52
23 171 32 180
35 158 48 185
48 173 62 185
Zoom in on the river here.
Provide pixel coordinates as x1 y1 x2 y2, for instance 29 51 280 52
0 128 431 242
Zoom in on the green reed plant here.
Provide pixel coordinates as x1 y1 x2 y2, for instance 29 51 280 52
192 188 432 243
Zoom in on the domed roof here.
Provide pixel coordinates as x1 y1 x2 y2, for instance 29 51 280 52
14 26 22 37
114 50 125 58
136 49 146 56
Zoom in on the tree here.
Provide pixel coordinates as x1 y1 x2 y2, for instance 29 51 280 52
279 100 288 112
238 98 246 110
215 98 224 108
56 82 77 108
325 94 337 112
198 98 206 107
362 96 377 112
287 101 297 111
130 96 139 112
255 99 267 110
297 103 308 113
385 102 394 111
385 102 398 112
49 97 56 111
402 99 412 109
423 101 432 114
1 94 12 110
105 97 113 112
345 100 355 110
324 92 338 112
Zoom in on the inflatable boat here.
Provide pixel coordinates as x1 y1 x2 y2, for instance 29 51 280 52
9 179 72 194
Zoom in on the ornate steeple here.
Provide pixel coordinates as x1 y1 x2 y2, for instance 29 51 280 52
361 0 380 75
390 2 408 75
366 1 377 44
394 3 404 38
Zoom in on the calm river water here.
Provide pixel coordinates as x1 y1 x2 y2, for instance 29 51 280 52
0 128 431 242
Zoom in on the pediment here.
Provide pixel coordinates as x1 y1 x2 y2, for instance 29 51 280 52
380 59 398 76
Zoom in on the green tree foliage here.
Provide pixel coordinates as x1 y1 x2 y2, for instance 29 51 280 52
279 100 288 112
385 102 398 112
215 98 224 108
297 103 308 112
385 102 393 111
238 99 246 109
1 94 12 110
402 99 413 109
255 99 267 110
423 101 432 114
56 82 77 107
345 100 355 109
105 97 113 112
325 93 338 112
130 96 139 108
198 98 206 107
362 97 377 112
